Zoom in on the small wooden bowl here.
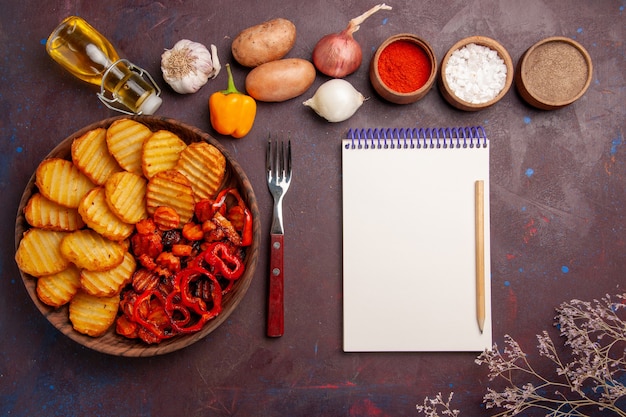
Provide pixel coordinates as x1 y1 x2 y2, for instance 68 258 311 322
14 115 261 357
515 36 593 110
439 36 514 111
369 33 437 105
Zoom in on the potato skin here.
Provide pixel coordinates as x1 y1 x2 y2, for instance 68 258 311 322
245 58 316 102
232 18 297 67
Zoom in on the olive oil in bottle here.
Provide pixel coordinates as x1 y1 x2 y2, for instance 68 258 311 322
46 16 162 115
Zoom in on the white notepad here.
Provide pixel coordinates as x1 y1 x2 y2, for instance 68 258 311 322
342 127 492 352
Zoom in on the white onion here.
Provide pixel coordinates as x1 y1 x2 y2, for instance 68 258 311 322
303 79 366 122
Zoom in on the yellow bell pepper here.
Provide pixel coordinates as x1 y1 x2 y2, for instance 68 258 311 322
209 64 256 139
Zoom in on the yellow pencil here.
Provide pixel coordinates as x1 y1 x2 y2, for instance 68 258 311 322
475 180 486 333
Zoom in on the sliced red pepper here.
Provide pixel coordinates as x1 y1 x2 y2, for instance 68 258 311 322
164 292 191 329
167 267 223 334
211 188 231 214
218 276 235 295
204 187 252 246
240 206 253 247
117 185 255 344
226 205 245 230
116 314 138 339
195 189 231 223
179 268 209 313
229 189 253 247
195 199 223 223
132 290 173 342
214 188 253 247
203 242 244 280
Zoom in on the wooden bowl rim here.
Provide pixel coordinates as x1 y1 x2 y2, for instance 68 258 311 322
370 33 438 104
14 115 261 357
439 35 514 111
516 36 593 109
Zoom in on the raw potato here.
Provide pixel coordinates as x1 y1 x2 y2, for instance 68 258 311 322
231 18 296 67
245 58 316 102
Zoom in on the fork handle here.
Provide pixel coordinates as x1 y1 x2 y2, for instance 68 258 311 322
267 233 284 337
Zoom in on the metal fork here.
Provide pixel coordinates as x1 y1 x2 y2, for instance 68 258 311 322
266 138 292 337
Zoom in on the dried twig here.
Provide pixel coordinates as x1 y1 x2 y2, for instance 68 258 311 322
416 294 626 417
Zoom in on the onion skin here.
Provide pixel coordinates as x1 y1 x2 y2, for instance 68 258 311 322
312 33 362 78
311 3 391 78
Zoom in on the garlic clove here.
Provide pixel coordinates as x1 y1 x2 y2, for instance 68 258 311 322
161 39 219 94
209 44 221 79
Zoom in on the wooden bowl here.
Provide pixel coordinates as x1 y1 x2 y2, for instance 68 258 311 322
515 36 593 110
439 36 514 111
14 115 261 357
369 33 437 104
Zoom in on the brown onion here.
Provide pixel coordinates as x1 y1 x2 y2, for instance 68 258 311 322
312 4 392 78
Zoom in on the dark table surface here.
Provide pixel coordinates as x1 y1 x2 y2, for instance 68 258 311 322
2 1 624 416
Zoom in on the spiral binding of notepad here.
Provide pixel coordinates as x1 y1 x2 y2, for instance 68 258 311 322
345 126 488 149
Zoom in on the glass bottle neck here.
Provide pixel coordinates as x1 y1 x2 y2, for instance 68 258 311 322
98 60 162 115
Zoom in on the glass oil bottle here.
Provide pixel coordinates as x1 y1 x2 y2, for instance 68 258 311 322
46 16 162 115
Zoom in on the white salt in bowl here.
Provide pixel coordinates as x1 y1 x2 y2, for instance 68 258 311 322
439 36 514 111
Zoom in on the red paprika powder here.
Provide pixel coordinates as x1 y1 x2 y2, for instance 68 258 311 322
378 40 431 93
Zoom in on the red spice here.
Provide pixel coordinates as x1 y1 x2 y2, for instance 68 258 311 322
378 40 431 93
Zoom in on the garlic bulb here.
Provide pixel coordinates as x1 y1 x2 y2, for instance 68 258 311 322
161 39 221 94
303 79 366 122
